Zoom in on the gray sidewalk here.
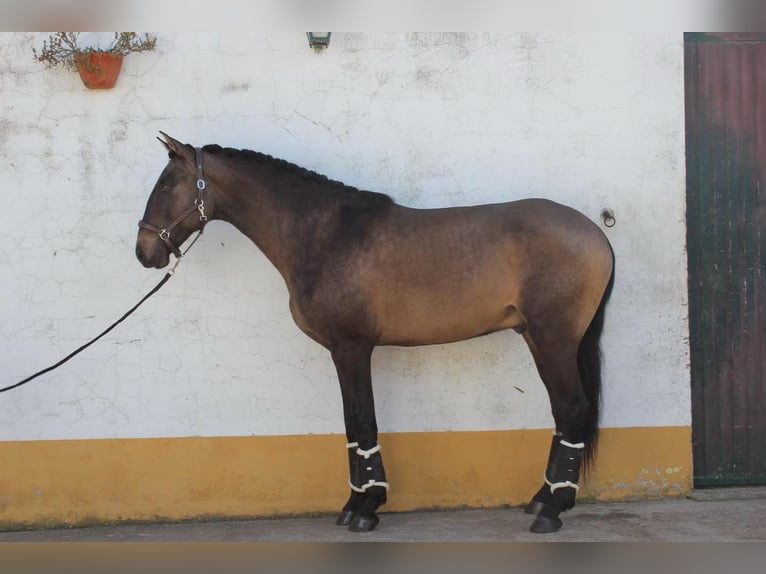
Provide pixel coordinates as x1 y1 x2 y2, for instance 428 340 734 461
1 488 764 542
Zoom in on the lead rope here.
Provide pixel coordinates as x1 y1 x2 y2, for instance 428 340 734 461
2 147 210 395
0 224 204 395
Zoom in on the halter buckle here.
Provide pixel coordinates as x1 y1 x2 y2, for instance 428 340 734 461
159 229 171 241
197 179 206 191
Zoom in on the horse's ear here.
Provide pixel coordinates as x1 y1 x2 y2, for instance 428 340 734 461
157 131 193 163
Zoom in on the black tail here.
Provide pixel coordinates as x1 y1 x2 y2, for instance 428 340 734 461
577 247 615 472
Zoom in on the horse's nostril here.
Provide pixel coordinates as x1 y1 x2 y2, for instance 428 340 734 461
136 245 149 267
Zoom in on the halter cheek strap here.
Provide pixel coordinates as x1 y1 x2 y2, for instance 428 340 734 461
138 147 208 258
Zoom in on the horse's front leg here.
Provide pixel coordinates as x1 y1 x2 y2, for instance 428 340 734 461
331 341 388 532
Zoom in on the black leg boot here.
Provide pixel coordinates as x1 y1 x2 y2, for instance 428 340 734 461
529 437 584 534
348 444 389 532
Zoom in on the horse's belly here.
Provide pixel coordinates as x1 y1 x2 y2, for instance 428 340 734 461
375 295 523 346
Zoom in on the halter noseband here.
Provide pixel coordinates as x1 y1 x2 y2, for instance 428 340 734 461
138 147 209 258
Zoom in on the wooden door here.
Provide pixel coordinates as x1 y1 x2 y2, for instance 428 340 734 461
685 33 766 485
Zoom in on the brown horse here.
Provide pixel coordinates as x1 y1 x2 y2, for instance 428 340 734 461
136 133 615 534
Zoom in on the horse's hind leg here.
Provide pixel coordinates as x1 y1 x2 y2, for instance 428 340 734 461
523 336 594 534
331 341 388 532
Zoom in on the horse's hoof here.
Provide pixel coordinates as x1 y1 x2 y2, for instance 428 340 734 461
336 510 356 526
524 500 546 515
348 513 380 532
529 515 563 534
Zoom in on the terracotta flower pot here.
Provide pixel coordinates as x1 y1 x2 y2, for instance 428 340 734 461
74 52 124 89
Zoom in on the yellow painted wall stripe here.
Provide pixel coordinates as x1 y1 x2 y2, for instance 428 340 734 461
0 426 691 528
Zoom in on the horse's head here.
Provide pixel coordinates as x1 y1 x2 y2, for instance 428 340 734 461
136 132 209 268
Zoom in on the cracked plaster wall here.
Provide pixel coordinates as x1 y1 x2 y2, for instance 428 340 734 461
0 33 689 441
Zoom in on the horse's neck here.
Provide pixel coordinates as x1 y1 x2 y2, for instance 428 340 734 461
214 172 334 282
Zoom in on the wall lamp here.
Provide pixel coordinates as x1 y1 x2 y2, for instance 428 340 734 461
306 32 331 51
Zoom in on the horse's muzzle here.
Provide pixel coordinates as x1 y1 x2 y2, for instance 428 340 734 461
135 231 171 269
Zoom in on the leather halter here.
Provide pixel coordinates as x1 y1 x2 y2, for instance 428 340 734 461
138 147 209 258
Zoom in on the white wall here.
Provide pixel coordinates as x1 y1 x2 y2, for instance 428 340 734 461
0 33 689 441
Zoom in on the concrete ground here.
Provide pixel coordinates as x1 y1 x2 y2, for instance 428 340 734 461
1 488 764 542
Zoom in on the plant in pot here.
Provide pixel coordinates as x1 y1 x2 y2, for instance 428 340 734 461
34 32 157 89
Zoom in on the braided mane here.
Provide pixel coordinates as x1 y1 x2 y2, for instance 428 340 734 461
201 144 393 204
